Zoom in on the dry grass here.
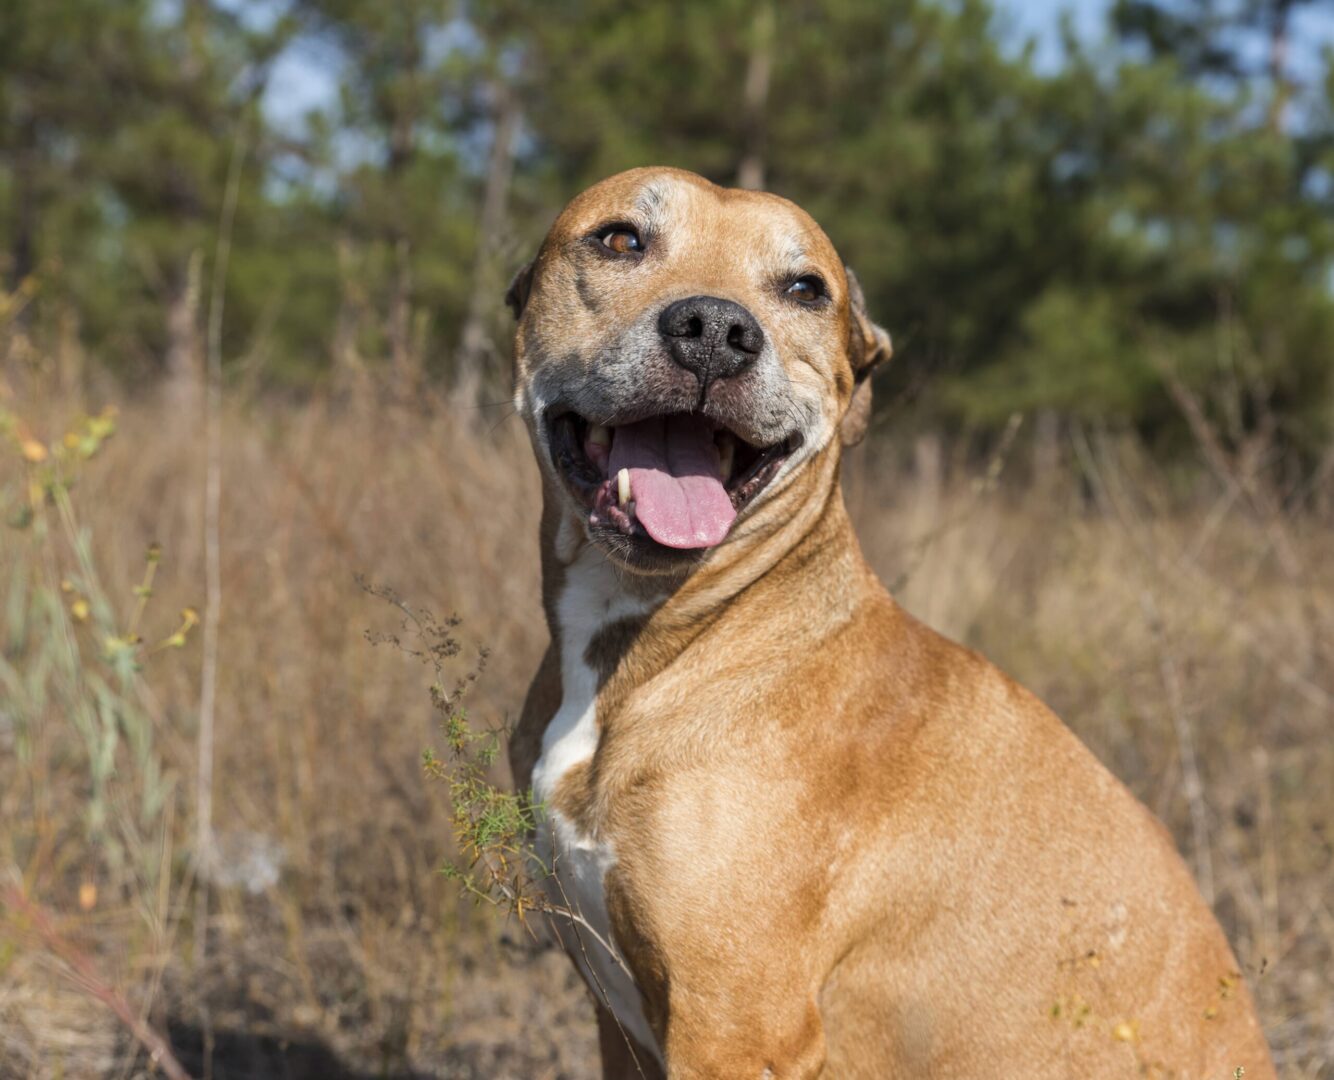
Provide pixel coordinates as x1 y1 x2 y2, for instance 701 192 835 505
0 373 1330 1078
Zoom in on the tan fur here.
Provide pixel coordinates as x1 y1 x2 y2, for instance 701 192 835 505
510 168 1273 1078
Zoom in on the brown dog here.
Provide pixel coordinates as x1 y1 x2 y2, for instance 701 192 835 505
506 167 1273 1079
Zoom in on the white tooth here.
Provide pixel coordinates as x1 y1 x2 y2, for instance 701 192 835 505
617 468 631 507
588 424 611 447
718 435 735 481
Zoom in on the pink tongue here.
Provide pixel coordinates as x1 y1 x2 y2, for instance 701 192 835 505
608 415 736 549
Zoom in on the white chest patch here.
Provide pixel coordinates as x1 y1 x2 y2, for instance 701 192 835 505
530 545 663 1065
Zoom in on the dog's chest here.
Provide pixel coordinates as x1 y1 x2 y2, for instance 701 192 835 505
530 548 662 1063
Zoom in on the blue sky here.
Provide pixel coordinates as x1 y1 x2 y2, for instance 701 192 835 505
993 0 1112 71
995 0 1334 78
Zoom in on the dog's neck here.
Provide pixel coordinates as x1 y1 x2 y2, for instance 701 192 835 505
537 442 879 694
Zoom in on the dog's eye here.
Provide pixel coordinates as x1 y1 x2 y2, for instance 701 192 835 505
786 275 825 303
598 227 643 255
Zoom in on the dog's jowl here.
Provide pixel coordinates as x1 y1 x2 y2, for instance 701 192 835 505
507 167 1274 1079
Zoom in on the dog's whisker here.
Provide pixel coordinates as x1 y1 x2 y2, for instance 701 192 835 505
487 407 520 435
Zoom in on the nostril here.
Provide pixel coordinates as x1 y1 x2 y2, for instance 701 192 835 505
727 322 762 354
687 316 703 337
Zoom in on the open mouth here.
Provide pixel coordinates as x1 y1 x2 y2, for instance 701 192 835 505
548 411 800 552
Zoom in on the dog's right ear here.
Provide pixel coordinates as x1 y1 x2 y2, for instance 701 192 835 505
841 267 892 447
505 259 535 319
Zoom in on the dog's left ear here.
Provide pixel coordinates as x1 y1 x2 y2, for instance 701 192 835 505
840 266 893 447
505 259 535 319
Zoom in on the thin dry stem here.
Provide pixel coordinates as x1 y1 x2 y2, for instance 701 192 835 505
195 124 247 959
2 887 193 1080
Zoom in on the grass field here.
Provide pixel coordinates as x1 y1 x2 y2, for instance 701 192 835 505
1 373 1330 1078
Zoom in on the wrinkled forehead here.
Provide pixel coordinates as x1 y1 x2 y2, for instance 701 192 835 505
548 168 844 283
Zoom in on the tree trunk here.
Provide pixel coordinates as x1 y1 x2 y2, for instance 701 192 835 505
163 251 203 415
55 306 85 395
332 234 368 394
385 34 422 399
7 112 38 305
736 3 775 191
455 78 520 399
1266 0 1293 133
913 431 944 528
388 236 417 397
1032 408 1061 492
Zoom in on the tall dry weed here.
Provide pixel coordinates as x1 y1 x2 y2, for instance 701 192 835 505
0 373 1329 1077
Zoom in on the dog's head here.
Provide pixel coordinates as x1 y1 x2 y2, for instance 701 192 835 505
510 167 890 574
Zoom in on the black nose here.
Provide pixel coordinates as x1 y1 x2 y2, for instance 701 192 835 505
658 295 764 386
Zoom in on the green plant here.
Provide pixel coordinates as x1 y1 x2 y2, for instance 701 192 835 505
360 579 543 914
361 578 654 1076
0 400 193 868
0 391 197 1076
360 578 641 971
